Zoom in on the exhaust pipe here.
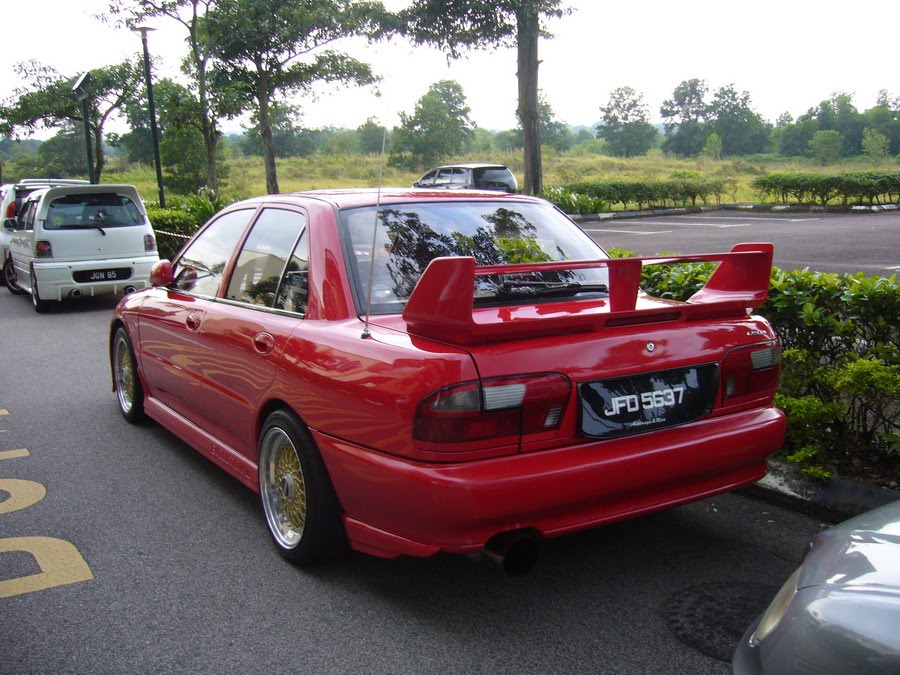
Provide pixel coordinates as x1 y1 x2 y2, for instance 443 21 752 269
69 288 83 299
123 285 136 295
482 530 540 575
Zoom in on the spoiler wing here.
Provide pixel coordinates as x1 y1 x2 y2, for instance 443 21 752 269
401 243 774 345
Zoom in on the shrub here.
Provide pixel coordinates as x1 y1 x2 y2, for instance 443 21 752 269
610 249 899 479
146 207 201 261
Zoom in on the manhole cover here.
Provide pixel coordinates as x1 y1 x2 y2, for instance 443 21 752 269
665 582 778 662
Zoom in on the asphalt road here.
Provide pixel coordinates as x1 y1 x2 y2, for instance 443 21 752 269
0 285 828 673
580 209 900 276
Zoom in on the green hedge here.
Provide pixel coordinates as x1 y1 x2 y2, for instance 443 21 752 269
752 171 900 206
543 176 729 213
610 248 900 479
146 192 233 260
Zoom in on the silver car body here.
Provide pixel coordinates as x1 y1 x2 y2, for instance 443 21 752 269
733 499 900 673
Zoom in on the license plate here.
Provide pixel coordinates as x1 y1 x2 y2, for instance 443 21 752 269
73 268 133 283
578 365 718 438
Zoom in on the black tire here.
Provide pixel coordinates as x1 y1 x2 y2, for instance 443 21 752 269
30 267 50 313
111 326 146 423
258 409 347 564
4 260 26 295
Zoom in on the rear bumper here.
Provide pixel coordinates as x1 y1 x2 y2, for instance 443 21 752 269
315 406 786 558
33 256 158 300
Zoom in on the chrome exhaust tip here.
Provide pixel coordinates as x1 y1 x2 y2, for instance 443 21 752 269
123 285 136 294
482 530 540 575
69 288 83 299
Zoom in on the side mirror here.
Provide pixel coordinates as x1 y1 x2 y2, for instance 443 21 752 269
149 260 174 287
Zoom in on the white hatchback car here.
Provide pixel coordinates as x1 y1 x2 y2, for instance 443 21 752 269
4 184 159 312
1 178 90 286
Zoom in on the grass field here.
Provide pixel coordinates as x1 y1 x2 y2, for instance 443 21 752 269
102 150 900 206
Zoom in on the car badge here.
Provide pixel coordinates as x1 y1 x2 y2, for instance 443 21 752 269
646 342 656 353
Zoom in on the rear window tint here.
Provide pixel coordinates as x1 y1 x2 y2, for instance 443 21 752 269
45 193 145 230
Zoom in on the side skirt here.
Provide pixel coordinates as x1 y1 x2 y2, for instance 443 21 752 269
145 396 258 492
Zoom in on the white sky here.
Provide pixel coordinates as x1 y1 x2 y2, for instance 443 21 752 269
2 0 898 138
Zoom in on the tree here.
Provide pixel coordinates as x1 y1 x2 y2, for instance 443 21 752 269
241 104 317 158
808 129 844 165
396 0 569 195
778 118 819 157
799 93 865 157
204 0 384 194
495 96 574 153
389 80 473 170
705 84 771 155
701 132 723 159
596 86 658 157
1 59 143 180
107 0 242 193
356 117 388 155
36 125 89 177
861 128 890 160
660 78 708 157
863 95 900 156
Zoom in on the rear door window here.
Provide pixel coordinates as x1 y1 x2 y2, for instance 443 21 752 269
225 208 306 309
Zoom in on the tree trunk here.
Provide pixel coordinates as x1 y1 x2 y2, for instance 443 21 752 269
197 62 219 194
256 67 279 195
91 117 106 182
516 3 542 196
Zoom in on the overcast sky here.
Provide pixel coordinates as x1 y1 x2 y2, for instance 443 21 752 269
3 0 897 138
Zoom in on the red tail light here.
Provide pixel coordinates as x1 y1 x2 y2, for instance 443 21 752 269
5 202 15 218
414 373 571 446
35 240 53 258
721 343 781 404
144 233 157 252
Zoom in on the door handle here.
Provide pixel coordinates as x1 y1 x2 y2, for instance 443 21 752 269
186 312 202 331
253 332 275 355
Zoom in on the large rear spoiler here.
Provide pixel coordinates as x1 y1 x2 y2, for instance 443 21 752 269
402 243 774 345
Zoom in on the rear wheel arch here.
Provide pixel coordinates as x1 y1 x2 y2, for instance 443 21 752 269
257 405 348 564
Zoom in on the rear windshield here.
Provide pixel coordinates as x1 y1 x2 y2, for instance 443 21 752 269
341 200 610 314
45 193 145 230
472 168 515 190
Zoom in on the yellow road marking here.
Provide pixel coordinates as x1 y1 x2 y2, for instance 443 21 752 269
0 537 94 598
0 449 30 460
0 409 8 416
0 479 46 514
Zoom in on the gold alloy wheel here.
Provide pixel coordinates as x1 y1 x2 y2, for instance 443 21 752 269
114 333 135 413
260 427 307 549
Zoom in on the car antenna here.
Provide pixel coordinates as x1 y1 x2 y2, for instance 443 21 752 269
361 126 388 339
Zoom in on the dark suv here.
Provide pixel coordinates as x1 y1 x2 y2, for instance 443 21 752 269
413 163 518 193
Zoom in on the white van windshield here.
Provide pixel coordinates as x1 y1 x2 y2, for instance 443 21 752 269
45 193 144 230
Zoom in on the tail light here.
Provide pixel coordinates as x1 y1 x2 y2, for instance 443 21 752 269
35 240 53 258
721 343 781 404
144 233 157 252
5 202 15 218
414 373 571 446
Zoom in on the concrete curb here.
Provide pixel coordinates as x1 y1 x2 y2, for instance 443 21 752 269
739 459 900 523
567 202 900 222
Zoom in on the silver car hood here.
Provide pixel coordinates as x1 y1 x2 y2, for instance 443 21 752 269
798 499 900 592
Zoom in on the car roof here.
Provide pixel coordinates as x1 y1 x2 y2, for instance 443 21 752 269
232 187 540 210
431 163 508 170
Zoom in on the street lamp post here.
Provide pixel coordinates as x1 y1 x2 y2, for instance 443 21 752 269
133 26 166 208
71 72 96 184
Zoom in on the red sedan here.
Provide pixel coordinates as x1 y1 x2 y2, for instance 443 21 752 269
110 189 785 572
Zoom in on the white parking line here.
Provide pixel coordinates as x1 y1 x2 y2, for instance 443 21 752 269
625 221 752 228
886 265 900 271
583 228 673 235
704 216 821 222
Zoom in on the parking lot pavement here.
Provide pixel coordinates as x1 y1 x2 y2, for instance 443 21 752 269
576 209 900 276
